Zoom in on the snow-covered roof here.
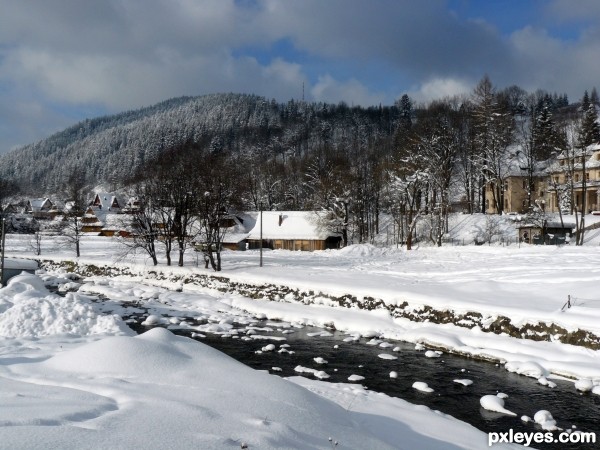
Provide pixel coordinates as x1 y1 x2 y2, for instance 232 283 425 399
504 148 552 177
220 213 255 244
92 192 124 211
247 211 338 241
102 213 135 232
27 198 53 212
550 143 600 172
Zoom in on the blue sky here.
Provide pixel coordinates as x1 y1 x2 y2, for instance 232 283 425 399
1 0 600 153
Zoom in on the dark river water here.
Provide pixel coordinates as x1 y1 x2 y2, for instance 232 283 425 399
123 315 600 450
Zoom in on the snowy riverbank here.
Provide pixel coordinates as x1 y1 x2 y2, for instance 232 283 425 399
0 273 524 449
2 235 600 447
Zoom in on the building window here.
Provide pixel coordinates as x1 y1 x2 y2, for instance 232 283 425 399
586 172 590 181
522 179 527 189
575 174 580 182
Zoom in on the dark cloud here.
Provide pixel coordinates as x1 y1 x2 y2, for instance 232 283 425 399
1 0 600 151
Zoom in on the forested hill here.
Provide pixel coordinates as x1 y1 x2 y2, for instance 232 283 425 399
0 93 401 195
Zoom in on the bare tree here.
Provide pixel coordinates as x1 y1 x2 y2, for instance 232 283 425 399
193 152 243 271
412 101 461 245
61 172 88 257
386 165 428 250
306 156 353 247
116 189 159 265
472 76 515 214
138 147 197 266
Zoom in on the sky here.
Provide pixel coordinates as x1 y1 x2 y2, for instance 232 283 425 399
1 0 600 153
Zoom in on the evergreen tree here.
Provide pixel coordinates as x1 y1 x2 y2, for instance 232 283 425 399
398 94 413 131
579 102 600 148
581 90 591 112
591 87 599 105
533 97 559 160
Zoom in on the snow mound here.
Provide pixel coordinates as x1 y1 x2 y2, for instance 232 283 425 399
43 327 196 378
378 353 397 360
479 395 516 416
348 374 365 382
537 376 557 388
261 344 276 352
574 378 593 392
0 274 131 338
534 410 558 431
294 365 330 379
5 272 49 295
34 329 404 448
504 361 548 379
336 243 400 259
412 382 434 393
453 379 473 386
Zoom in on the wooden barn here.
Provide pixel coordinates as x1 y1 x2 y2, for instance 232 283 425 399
246 211 341 251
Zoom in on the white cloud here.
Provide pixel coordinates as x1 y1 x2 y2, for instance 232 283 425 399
546 0 600 22
311 74 386 106
408 77 473 103
2 0 600 151
508 26 600 98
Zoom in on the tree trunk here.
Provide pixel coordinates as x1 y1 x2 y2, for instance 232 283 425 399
149 241 158 266
207 250 217 271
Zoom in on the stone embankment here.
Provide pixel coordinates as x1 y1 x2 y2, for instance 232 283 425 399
39 259 600 350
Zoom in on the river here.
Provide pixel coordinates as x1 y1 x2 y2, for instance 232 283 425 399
123 313 600 450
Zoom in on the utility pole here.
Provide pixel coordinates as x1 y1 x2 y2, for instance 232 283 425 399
0 218 5 286
258 202 262 267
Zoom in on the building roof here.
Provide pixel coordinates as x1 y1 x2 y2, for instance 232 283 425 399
247 211 339 241
92 192 124 211
88 192 126 224
27 198 53 212
102 213 135 232
550 143 600 172
220 213 255 244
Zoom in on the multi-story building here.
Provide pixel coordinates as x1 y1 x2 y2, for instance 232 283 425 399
484 159 549 214
548 144 600 214
546 143 600 214
485 143 600 216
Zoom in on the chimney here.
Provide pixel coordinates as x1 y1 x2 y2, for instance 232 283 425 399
278 214 283 226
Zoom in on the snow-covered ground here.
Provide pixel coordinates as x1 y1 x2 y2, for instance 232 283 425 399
0 273 523 449
1 214 600 448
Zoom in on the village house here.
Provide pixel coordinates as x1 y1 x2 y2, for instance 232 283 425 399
219 213 255 250
80 192 131 235
25 198 59 220
246 211 342 251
